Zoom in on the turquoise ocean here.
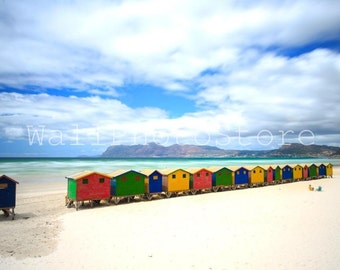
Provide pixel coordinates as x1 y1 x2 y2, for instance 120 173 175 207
1 157 339 183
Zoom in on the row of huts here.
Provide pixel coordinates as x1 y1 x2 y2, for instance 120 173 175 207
65 163 333 209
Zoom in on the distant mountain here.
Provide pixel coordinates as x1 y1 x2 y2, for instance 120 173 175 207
101 142 340 158
101 142 228 157
269 143 340 158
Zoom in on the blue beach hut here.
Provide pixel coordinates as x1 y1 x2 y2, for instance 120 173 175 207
318 164 326 177
282 165 293 181
140 169 163 200
233 167 249 186
0 175 19 219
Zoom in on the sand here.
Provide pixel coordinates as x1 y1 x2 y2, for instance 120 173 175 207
1 168 340 270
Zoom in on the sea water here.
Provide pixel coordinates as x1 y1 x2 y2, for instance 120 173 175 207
0 157 339 183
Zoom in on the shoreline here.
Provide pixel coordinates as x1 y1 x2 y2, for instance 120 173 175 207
1 168 339 269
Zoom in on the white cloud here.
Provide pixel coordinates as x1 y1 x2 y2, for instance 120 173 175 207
1 0 340 154
1 0 340 90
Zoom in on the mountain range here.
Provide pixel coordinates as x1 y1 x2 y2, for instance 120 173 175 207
101 142 340 158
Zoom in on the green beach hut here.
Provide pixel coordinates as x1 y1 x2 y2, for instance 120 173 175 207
210 167 233 191
309 164 318 179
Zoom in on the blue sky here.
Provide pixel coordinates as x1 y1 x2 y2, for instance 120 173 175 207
1 0 340 157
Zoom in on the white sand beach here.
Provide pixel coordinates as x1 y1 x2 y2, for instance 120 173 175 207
1 168 340 270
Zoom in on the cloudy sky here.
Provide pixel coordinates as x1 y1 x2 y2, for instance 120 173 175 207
1 0 340 157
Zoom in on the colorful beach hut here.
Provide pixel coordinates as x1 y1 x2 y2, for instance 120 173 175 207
249 166 265 187
309 164 318 179
326 163 333 178
274 166 282 182
66 171 111 210
266 166 274 184
293 165 303 181
282 165 293 181
187 168 212 194
303 165 309 180
210 167 233 191
318 164 326 178
0 175 19 219
108 170 146 202
140 169 163 200
233 167 250 187
159 168 190 197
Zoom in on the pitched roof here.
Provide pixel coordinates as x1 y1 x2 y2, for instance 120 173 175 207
139 169 161 176
186 167 212 174
66 171 111 180
158 168 189 175
0 175 19 184
107 169 146 178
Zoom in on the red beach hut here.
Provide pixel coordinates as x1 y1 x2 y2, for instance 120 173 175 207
66 171 111 210
266 166 274 184
187 168 212 194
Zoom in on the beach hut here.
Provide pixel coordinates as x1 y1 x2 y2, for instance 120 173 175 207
108 170 146 203
249 166 265 187
233 167 250 187
210 167 233 191
159 168 190 197
308 164 318 179
266 166 274 184
0 175 19 219
187 168 212 194
318 164 326 178
293 165 303 181
303 165 309 180
326 163 333 178
66 171 111 210
274 166 282 183
140 169 163 200
282 165 293 182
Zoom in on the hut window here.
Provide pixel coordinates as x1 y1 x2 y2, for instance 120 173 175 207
197 173 200 177
206 172 209 176
237 171 240 175
153 175 158 180
244 171 246 174
0 183 8 189
253 170 256 174
99 178 105 183
122 177 127 182
172 174 176 179
218 172 221 176
135 176 140 181
82 179 88 184
183 174 187 178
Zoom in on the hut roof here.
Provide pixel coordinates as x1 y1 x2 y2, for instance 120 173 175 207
206 166 227 173
158 168 189 175
139 169 161 176
244 165 266 171
186 167 212 174
227 166 251 172
107 169 146 178
0 175 19 184
291 164 303 168
66 171 111 180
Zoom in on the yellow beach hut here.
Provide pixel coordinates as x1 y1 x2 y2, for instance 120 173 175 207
326 163 333 178
248 166 265 187
293 164 303 181
159 168 190 197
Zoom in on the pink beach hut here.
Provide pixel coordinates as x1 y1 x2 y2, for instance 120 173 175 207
266 166 274 184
